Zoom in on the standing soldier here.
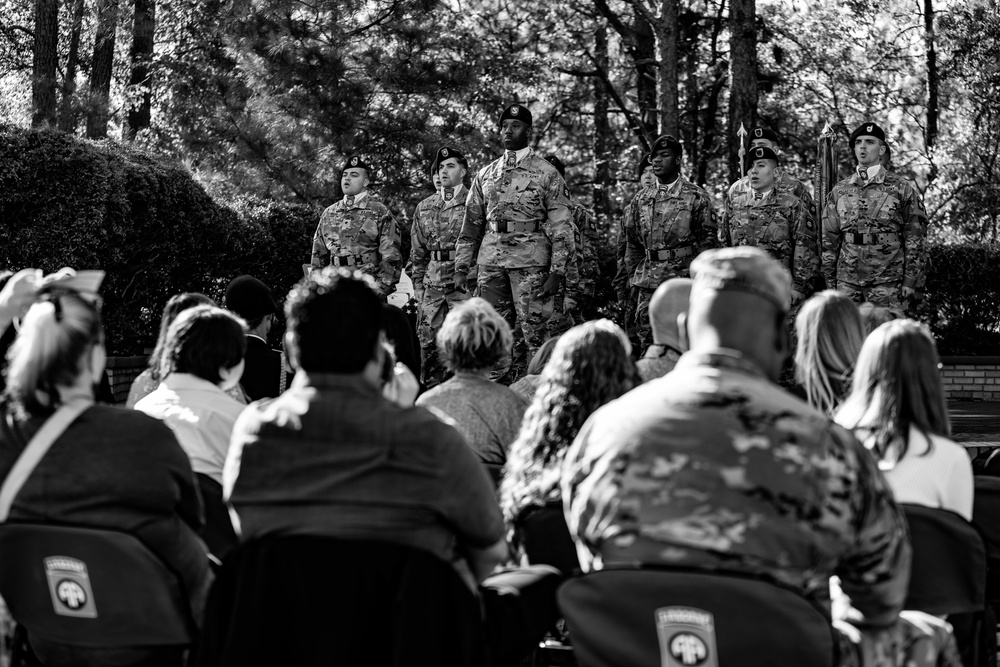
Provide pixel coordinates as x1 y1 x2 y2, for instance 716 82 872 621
614 153 654 345
310 155 402 299
454 103 574 380
721 146 818 306
624 135 718 350
823 122 927 313
727 127 813 209
410 146 472 388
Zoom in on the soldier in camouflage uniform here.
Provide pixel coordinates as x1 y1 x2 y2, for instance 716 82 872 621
624 135 718 351
721 146 818 305
614 154 654 349
311 155 402 298
410 146 472 388
726 127 813 212
454 104 574 380
562 246 958 667
822 122 927 313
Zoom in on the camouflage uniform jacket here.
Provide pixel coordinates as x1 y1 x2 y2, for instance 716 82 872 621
455 149 574 276
822 167 927 289
311 192 402 295
721 189 819 294
624 177 719 290
410 185 469 290
727 170 813 215
562 349 910 625
571 203 600 300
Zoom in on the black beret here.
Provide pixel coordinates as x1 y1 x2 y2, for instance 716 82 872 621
436 146 468 168
748 146 779 163
225 275 278 321
544 154 566 177
850 122 886 145
750 127 778 143
342 155 371 173
499 103 532 126
650 134 683 158
636 153 651 176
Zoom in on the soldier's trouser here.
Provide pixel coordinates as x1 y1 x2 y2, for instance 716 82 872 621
478 265 554 381
838 282 904 314
633 287 657 352
417 285 470 389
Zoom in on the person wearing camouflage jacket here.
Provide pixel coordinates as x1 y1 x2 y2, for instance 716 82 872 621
410 146 472 388
721 146 819 302
454 104 573 380
624 135 718 350
822 122 927 313
310 155 402 298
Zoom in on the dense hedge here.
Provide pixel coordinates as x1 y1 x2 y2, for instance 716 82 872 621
0 125 318 354
2 125 999 356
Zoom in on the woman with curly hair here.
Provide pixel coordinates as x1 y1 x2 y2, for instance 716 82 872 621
793 290 865 415
500 320 639 570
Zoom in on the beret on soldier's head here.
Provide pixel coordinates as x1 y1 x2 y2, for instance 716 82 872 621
436 146 468 168
690 247 792 313
749 146 779 164
850 122 886 145
225 274 278 321
650 134 683 158
499 103 532 126
543 154 566 177
342 155 372 174
636 153 651 176
751 127 778 143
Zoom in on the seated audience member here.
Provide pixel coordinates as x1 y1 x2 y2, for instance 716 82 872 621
793 290 864 415
126 292 217 408
225 275 282 401
836 320 973 520
562 247 958 667
0 284 211 665
135 306 248 556
501 320 638 571
636 277 691 382
224 269 561 667
509 336 560 403
416 298 527 465
383 303 421 381
859 301 899 336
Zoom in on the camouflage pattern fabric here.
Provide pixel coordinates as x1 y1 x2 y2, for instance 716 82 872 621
416 284 469 388
455 148 574 276
410 184 471 291
726 170 814 218
838 282 904 313
822 167 927 297
477 265 553 380
721 189 819 295
570 203 600 313
311 192 402 297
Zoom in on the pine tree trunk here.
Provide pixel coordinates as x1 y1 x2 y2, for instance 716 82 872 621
86 0 120 139
57 0 86 132
634 9 657 138
924 0 938 150
656 0 679 137
593 22 612 226
31 0 58 128
125 0 156 140
728 0 757 182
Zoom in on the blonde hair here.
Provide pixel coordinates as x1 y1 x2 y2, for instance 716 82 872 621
5 290 103 417
436 297 513 372
836 319 949 465
794 291 864 414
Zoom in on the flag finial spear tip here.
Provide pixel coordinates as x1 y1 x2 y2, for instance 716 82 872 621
738 122 747 137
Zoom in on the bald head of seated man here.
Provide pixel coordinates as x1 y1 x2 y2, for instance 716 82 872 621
636 278 692 382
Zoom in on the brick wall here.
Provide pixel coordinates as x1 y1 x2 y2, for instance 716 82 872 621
939 357 1000 401
105 356 148 405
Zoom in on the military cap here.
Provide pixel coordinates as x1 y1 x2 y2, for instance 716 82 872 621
636 153 651 177
499 103 532 126
436 146 468 168
748 146 779 164
690 247 792 313
544 154 566 177
342 155 371 173
750 127 778 143
225 274 278 321
850 122 886 145
650 134 683 158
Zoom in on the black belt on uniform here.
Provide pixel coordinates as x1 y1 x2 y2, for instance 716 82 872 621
844 232 900 245
645 246 694 262
332 251 377 267
488 220 540 234
430 249 457 261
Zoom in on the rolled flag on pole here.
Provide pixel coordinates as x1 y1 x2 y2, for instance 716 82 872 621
815 122 837 223
737 122 748 177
